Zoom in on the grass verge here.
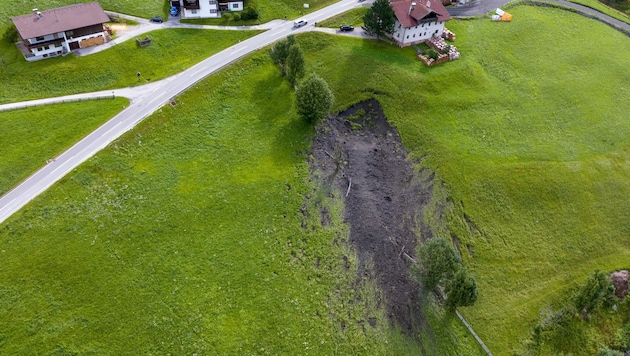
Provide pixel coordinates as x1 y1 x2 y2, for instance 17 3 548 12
317 7 369 27
0 28 260 104
0 98 128 195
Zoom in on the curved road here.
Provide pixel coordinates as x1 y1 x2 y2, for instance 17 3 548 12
0 0 628 224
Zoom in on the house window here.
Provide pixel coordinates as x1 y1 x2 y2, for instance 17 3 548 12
413 34 416 38
424 32 427 36
55 43 62 48
210 9 218 13
44 45 50 50
232 3 239 9
66 30 73 36
406 35 409 39
398 24 401 28
192 9 198 13
36 36 45 41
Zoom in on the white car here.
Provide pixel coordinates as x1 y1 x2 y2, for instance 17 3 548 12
293 19 308 28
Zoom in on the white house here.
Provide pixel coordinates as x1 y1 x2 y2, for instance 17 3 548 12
390 0 451 47
172 0 244 19
11 2 110 61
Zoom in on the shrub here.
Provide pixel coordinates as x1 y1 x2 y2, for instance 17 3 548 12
222 12 233 21
425 48 439 61
2 25 18 43
418 237 460 291
573 270 617 318
242 6 259 20
295 74 334 123
232 13 241 21
597 348 624 356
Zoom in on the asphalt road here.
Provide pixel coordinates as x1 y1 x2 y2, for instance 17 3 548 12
0 0 371 224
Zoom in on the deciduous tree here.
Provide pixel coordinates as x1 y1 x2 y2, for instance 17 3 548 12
362 0 396 40
445 268 478 310
286 45 305 87
270 35 297 76
418 237 460 290
295 74 334 123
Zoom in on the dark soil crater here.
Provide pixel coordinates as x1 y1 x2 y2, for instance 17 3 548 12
309 99 435 340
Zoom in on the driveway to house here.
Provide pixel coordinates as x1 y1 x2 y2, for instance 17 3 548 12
0 0 628 225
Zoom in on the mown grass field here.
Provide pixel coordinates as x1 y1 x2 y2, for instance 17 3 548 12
1 4 629 355
0 29 259 104
0 99 128 196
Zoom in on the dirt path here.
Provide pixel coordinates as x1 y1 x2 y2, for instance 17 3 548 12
310 100 435 340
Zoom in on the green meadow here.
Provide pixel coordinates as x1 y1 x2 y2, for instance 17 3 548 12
1 4 630 355
0 99 128 195
0 48 481 355
317 7 369 27
0 29 260 104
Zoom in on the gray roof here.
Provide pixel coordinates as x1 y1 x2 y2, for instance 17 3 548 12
11 2 110 39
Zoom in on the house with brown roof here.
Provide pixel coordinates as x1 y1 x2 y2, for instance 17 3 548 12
390 0 451 47
11 2 110 61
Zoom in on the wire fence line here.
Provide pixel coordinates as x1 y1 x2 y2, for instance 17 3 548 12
0 94 116 112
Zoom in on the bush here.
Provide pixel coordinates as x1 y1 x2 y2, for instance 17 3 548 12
232 13 241 21
222 12 233 21
295 74 334 123
597 348 624 356
573 270 617 318
425 48 439 61
418 237 460 291
3 25 18 43
242 6 259 20
445 268 478 310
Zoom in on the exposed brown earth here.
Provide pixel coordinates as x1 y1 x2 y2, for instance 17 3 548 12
309 100 436 342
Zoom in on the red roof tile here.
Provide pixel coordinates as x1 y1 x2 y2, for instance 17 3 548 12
11 2 110 40
391 0 451 28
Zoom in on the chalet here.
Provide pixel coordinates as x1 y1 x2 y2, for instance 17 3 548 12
11 2 110 61
171 0 244 19
390 0 451 47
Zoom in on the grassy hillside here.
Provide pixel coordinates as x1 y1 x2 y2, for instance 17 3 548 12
1 4 629 355
295 6 630 354
0 99 128 195
0 48 482 355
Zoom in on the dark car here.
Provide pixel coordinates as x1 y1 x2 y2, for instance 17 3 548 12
170 6 179 16
339 24 354 32
150 16 164 23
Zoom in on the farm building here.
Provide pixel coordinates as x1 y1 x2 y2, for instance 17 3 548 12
390 0 451 47
11 2 110 61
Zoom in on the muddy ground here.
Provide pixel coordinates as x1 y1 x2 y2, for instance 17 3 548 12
309 100 435 342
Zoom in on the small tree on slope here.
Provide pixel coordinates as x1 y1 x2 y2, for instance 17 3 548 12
295 74 334 123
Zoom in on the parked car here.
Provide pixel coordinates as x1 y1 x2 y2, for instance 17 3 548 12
293 19 307 28
339 24 354 32
150 16 164 23
170 6 179 16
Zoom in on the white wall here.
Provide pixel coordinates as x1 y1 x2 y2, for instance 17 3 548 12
228 1 243 10
182 0 221 18
392 20 445 46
